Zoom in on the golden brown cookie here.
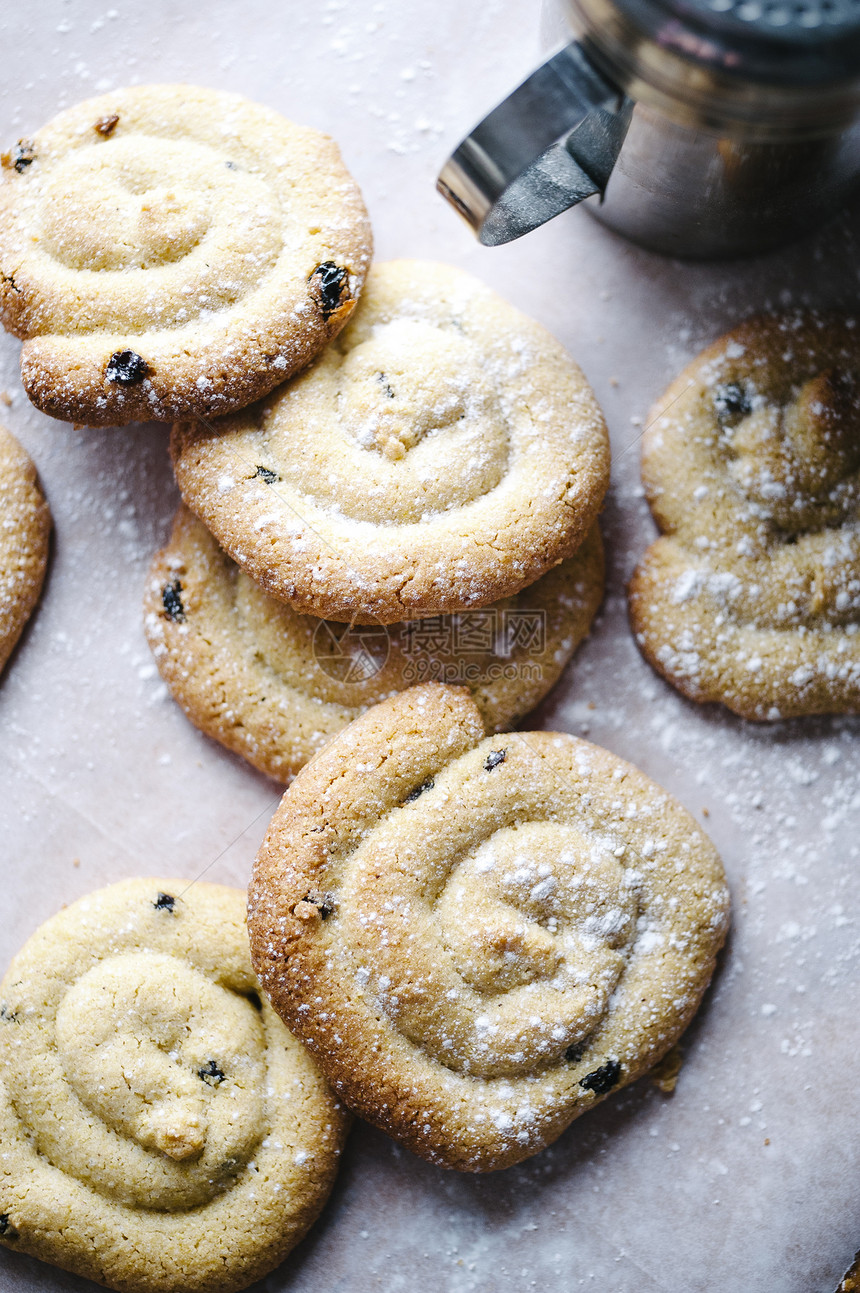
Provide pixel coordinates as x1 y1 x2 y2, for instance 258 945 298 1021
0 423 50 673
839 1252 860 1293
171 260 610 623
0 85 371 426
143 505 604 781
248 684 729 1172
0 878 349 1293
629 314 860 719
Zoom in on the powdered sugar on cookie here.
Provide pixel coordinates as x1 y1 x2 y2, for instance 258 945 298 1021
630 314 860 719
248 684 729 1172
171 260 610 623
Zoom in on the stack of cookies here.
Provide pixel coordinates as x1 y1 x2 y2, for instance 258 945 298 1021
149 256 611 780
0 82 611 777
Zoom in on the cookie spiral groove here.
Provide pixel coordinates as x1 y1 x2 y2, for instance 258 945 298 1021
629 314 860 718
0 85 371 426
143 505 604 781
171 260 610 623
249 685 729 1171
0 879 348 1293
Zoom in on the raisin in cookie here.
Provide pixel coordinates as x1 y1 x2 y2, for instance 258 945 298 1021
143 505 604 781
248 684 729 1172
0 423 50 673
171 260 610 623
0 878 349 1293
0 85 371 426
629 314 860 719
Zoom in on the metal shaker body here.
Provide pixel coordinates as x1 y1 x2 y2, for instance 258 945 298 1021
439 0 860 257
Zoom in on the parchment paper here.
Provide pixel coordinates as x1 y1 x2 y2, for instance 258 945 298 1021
0 3 858 1290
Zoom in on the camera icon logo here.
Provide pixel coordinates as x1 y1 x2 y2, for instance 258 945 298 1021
312 621 390 683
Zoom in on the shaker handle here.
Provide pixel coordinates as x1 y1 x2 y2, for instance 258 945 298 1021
437 43 632 246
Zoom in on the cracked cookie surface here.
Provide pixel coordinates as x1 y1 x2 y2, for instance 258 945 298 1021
171 260 610 623
248 684 729 1172
0 84 371 426
0 878 348 1293
0 423 50 674
143 505 604 781
629 314 860 719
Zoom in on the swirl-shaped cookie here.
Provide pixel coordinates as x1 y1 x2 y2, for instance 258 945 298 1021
629 315 860 719
0 85 371 426
0 424 50 673
0 879 349 1293
171 260 610 623
143 505 604 781
249 684 729 1172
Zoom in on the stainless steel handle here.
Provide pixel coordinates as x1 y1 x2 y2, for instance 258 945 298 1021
437 42 632 246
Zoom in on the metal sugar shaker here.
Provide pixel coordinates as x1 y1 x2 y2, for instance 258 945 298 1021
438 0 860 258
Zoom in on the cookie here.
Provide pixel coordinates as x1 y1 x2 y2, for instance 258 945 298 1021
143 504 604 781
839 1253 860 1293
0 878 349 1293
0 423 50 673
170 259 610 623
248 684 729 1172
0 85 371 426
629 314 860 719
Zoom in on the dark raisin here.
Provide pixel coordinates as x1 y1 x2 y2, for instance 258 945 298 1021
161 579 185 623
484 749 507 771
0 1213 17 1239
153 892 176 913
244 990 263 1012
106 349 149 386
11 141 35 172
254 465 279 484
198 1060 225 1086
564 1040 587 1064
579 1060 621 1095
404 779 434 804
310 262 349 320
714 382 751 422
94 114 119 137
377 372 395 399
304 890 335 919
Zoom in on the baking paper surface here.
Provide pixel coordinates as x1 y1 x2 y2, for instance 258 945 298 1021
0 3 858 1290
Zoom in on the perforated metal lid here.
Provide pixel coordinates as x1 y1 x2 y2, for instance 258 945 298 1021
684 0 860 41
608 0 860 84
564 0 860 125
